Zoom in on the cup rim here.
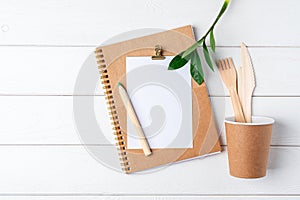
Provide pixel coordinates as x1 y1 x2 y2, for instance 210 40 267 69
225 116 275 126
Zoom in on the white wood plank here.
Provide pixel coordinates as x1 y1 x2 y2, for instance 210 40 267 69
0 96 299 145
0 0 299 46
0 146 298 194
0 47 299 96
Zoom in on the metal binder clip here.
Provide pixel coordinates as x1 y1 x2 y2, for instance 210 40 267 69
151 45 165 60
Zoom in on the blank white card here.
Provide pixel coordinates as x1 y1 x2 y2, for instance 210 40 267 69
126 56 193 149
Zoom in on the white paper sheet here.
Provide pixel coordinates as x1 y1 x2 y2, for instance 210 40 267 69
126 56 193 149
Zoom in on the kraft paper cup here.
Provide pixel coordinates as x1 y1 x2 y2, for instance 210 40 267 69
225 116 275 178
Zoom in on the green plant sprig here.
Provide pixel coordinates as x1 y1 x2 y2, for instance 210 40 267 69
168 0 230 85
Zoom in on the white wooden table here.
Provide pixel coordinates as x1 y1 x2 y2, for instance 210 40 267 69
0 0 299 199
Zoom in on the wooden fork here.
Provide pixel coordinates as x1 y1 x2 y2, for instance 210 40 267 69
218 58 246 123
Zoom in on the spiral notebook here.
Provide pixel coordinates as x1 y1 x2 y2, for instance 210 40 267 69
95 25 221 173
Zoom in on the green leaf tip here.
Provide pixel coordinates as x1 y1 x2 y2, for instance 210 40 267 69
210 31 216 52
182 38 204 58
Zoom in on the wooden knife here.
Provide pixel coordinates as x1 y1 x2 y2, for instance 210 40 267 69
238 43 256 123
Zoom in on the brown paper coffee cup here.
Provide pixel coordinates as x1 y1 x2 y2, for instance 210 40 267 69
225 116 275 178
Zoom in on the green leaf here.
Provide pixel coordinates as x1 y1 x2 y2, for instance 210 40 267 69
168 51 190 70
190 51 204 85
182 38 204 58
183 0 229 59
203 41 214 71
210 30 216 52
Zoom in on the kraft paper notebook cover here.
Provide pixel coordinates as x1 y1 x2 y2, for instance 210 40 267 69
95 25 221 173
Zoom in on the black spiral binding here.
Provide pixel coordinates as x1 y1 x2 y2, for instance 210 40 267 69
95 48 130 173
